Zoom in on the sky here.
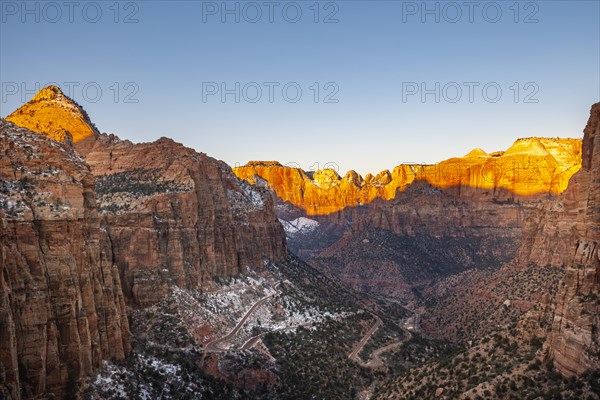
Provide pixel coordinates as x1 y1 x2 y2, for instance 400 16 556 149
1 0 599 175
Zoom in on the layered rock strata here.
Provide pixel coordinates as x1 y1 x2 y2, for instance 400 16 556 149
0 120 130 399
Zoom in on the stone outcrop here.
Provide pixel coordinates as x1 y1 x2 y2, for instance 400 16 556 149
5 86 287 306
234 137 581 215
0 120 130 399
308 183 534 303
5 86 99 145
529 103 600 376
80 134 287 304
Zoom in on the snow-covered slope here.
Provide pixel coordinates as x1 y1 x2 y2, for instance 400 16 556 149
280 217 320 237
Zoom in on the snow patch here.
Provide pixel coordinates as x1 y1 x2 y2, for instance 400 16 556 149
280 217 320 237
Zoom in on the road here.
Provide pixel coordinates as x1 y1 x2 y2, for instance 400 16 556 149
348 315 383 362
363 340 403 368
240 322 312 350
349 314 414 369
204 283 280 353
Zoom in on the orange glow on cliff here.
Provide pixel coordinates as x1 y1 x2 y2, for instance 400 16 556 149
233 138 582 215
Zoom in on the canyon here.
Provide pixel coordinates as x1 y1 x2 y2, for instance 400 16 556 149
234 137 583 311
1 86 287 398
0 85 598 399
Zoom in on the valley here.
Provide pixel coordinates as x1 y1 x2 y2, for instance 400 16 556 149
0 87 598 399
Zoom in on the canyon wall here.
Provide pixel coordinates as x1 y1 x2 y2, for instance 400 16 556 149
80 133 287 304
0 120 130 399
0 86 288 398
234 137 581 215
529 103 600 376
5 86 287 306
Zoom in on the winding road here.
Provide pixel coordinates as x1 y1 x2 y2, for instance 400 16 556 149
240 323 310 350
348 313 414 369
204 282 281 353
348 315 383 362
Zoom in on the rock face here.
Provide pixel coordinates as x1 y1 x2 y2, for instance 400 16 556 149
0 85 287 400
5 86 99 145
0 120 130 399
79 134 287 304
309 184 533 303
5 86 287 306
525 103 600 376
234 139 582 309
234 137 581 215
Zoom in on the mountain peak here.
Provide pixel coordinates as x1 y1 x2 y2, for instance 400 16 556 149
6 85 99 144
504 137 551 157
30 85 66 102
464 148 489 157
312 169 341 189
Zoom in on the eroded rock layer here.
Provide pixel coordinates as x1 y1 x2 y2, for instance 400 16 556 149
79 133 287 305
234 137 581 215
523 103 600 377
0 120 130 399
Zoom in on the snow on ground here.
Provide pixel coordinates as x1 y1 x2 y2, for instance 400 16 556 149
90 355 188 400
227 180 265 216
92 361 131 399
280 217 320 237
147 264 352 352
157 271 280 344
230 291 352 348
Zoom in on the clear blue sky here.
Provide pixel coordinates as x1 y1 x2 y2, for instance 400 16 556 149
1 0 599 175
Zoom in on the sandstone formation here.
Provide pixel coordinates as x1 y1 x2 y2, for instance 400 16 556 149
6 86 288 306
79 133 288 304
234 137 581 215
5 86 99 145
0 120 130 399
0 86 288 399
308 183 534 303
527 103 600 376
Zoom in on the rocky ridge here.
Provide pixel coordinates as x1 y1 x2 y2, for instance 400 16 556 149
234 137 582 215
80 133 288 304
6 86 99 145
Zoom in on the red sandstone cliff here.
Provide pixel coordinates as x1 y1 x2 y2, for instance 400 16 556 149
0 86 288 399
533 103 600 376
0 120 130 399
5 86 287 305
80 133 287 304
234 138 581 216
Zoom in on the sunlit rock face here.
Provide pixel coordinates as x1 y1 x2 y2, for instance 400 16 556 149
6 86 99 145
234 138 582 215
0 120 130 399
